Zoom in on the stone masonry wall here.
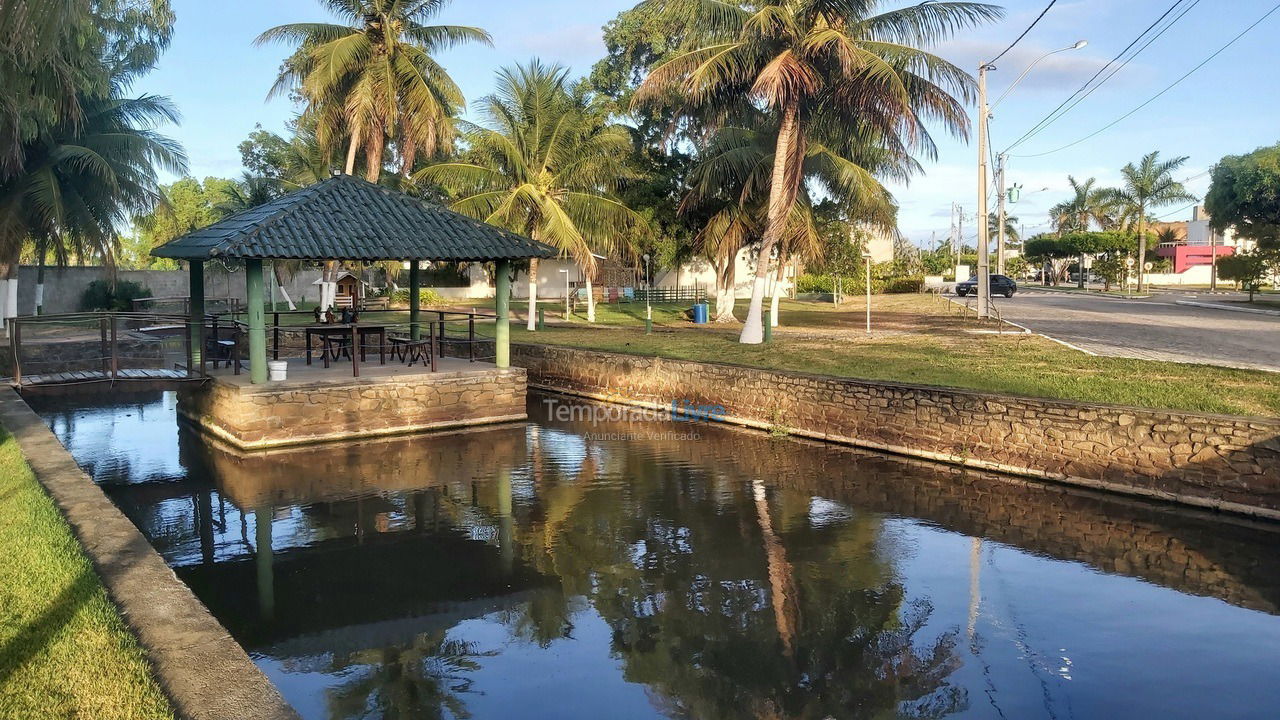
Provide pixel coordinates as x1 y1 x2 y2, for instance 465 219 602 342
178 367 527 449
507 343 1280 518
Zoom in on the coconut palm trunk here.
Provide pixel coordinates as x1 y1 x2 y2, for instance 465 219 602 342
769 257 786 327
584 271 596 323
740 102 800 344
714 254 737 322
1136 205 1148 292
344 131 360 176
526 257 539 330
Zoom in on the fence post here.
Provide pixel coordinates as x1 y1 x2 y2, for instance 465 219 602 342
350 322 359 378
99 316 109 375
468 315 475 362
109 313 118 380
430 321 438 372
273 312 280 360
437 311 446 357
9 319 20 386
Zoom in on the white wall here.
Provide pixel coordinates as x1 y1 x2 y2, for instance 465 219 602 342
653 248 793 298
511 258 585 299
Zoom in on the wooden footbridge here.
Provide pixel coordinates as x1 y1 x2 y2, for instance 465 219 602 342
5 311 213 392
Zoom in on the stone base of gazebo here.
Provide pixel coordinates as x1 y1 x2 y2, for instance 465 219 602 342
177 358 527 450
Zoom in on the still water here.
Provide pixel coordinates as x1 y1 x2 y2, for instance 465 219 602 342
28 391 1280 719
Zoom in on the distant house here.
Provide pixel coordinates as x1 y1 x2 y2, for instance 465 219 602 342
1151 206 1253 277
312 270 367 308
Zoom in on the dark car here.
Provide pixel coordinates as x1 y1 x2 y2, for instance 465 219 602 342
955 274 1017 298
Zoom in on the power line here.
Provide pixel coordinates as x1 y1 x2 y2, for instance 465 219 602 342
1156 202 1199 220
1013 1 1280 158
1003 0 1197 153
986 0 1058 64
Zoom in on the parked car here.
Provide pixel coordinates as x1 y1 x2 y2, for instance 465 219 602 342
955 274 1017 298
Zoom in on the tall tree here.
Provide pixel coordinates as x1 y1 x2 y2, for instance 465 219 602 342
419 61 642 326
0 92 185 320
1205 142 1280 251
1109 152 1196 291
258 0 488 310
256 0 490 183
633 0 1000 343
1048 176 1113 234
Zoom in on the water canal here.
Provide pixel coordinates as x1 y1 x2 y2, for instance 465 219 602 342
27 391 1280 719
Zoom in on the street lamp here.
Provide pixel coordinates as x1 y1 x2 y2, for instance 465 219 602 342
642 253 652 334
862 252 873 334
979 40 1087 311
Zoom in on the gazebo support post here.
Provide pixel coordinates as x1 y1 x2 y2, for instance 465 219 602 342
409 259 421 341
188 260 204 377
245 259 267 383
495 260 511 368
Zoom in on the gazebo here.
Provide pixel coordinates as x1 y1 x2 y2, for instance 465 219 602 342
152 174 555 382
150 174 556 449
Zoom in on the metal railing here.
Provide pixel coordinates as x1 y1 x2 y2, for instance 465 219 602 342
210 307 499 378
6 311 210 387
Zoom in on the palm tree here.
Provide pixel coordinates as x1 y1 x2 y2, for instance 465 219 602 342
419 61 642 327
256 0 491 182
1109 152 1196 291
0 92 186 325
634 0 1000 343
258 0 488 311
1048 176 1113 234
685 120 896 327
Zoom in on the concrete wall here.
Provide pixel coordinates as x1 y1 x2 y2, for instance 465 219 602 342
503 344 1280 519
15 265 325 315
653 248 793 299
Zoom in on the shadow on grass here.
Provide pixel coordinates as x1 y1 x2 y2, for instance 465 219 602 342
0 569 95 684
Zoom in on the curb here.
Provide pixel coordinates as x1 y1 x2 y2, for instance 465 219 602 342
0 389 300 720
1022 286 1151 300
1175 300 1280 317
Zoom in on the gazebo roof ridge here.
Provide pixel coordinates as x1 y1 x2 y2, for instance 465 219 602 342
150 174 558 262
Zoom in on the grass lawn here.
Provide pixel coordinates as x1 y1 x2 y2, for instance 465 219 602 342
0 427 173 720
484 294 1280 417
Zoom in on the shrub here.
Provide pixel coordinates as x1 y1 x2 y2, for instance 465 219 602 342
389 287 447 307
882 275 924 293
80 279 152 311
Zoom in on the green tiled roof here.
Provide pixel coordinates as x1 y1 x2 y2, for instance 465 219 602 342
151 175 557 261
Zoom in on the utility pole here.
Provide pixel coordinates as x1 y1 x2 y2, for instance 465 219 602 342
955 205 963 282
976 61 992 318
996 153 1008 276
1210 225 1219 292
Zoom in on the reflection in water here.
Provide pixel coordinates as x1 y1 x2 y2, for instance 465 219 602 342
29 391 1280 720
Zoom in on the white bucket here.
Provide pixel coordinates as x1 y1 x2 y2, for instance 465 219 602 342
267 360 288 382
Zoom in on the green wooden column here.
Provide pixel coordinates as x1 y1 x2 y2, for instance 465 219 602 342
188 260 204 374
409 259 421 340
495 259 511 368
245 259 267 383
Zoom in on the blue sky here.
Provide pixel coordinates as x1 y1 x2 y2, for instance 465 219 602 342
133 0 1280 246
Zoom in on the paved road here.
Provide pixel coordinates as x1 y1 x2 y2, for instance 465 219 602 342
987 289 1280 372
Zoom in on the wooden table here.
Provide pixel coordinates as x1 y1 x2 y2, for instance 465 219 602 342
304 324 387 373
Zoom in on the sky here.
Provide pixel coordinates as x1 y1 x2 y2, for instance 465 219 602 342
131 0 1280 248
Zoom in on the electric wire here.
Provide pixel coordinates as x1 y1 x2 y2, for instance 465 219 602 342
986 0 1059 64
1014 3 1280 158
1003 0 1197 153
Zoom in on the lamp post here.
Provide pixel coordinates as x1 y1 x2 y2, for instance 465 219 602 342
642 253 652 334
980 40 1087 314
862 252 873 334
